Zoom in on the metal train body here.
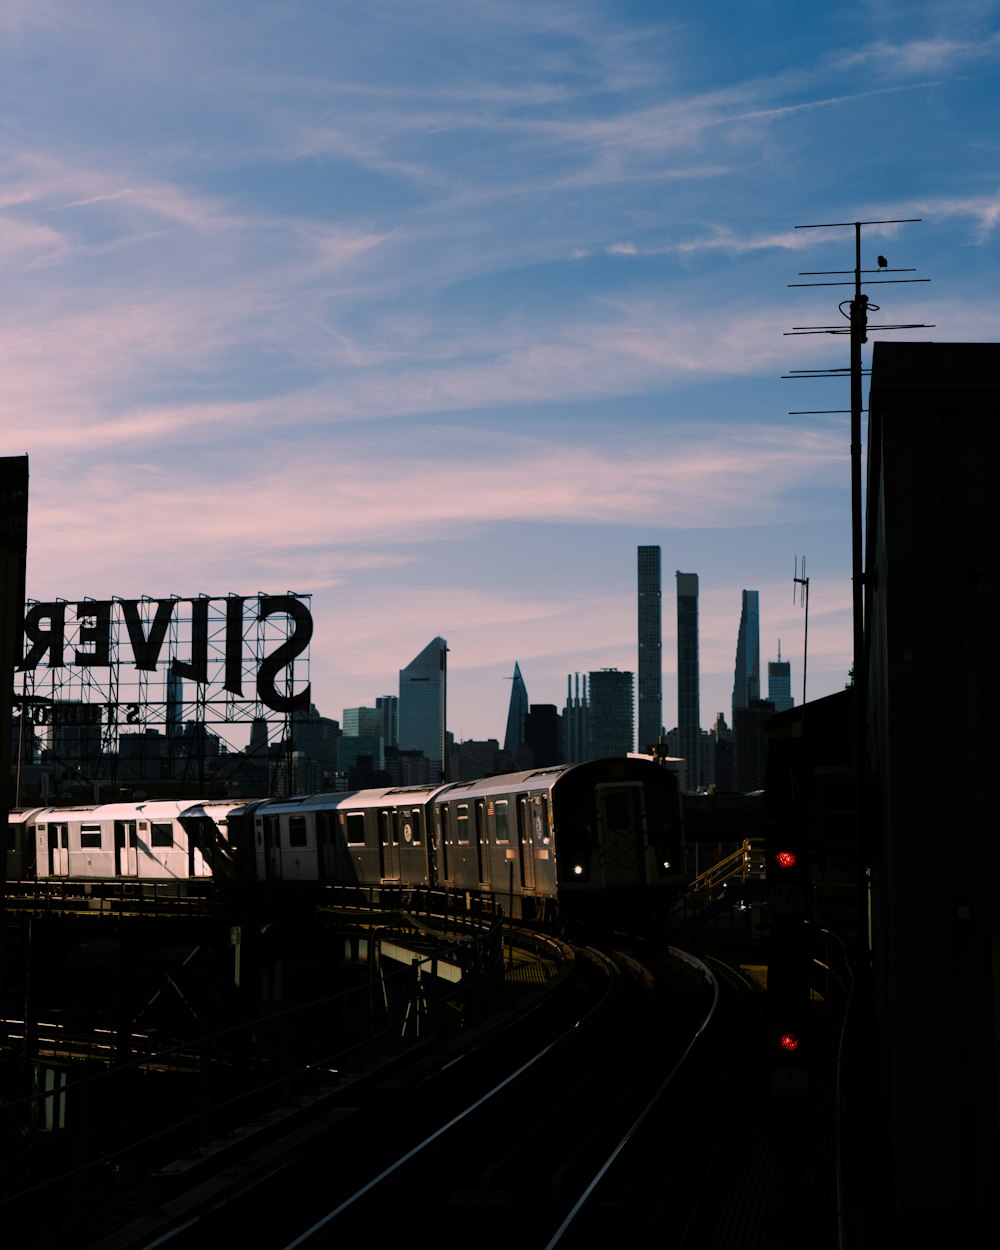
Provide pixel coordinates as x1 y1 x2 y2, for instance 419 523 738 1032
4 758 684 919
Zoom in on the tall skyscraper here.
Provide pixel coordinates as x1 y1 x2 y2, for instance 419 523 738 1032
398 636 447 780
587 668 634 759
767 645 794 713
563 673 589 764
637 546 663 752
503 662 529 756
732 590 761 721
676 571 700 787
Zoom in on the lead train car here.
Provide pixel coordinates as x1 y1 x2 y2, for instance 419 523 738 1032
247 757 684 921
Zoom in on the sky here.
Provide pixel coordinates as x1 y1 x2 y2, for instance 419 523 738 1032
2 0 999 748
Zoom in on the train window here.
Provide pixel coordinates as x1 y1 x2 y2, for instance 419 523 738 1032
288 815 308 848
80 824 102 849
494 801 509 842
456 804 470 845
345 813 366 845
400 810 421 846
150 822 174 848
602 790 635 832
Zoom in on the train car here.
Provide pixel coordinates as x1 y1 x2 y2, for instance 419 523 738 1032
32 798 244 883
438 757 683 922
245 783 449 886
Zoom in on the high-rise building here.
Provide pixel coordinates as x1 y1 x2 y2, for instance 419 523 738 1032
732 590 761 721
503 662 529 756
637 546 663 752
398 636 447 780
676 571 700 787
563 673 589 764
376 695 398 748
587 669 634 759
767 646 794 713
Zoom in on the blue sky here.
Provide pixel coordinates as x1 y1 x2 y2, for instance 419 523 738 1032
2 0 998 744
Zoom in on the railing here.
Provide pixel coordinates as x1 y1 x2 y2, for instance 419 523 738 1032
686 838 765 900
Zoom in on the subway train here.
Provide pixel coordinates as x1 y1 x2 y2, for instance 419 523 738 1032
4 757 685 922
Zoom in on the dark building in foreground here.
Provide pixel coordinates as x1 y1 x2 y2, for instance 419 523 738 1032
862 342 1000 1237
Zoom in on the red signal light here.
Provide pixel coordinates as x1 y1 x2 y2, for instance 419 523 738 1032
774 849 798 870
778 1031 801 1053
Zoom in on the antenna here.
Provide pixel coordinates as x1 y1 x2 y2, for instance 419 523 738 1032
784 218 931 695
794 556 809 706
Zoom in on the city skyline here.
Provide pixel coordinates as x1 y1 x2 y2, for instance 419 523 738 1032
3 3 997 742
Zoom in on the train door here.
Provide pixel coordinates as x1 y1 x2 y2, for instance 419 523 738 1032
115 820 138 876
47 822 68 876
595 782 643 886
436 804 450 883
475 800 488 886
517 796 535 891
260 814 282 880
379 809 399 880
316 810 336 881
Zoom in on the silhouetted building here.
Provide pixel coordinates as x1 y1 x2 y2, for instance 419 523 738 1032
376 694 398 748
733 698 773 792
767 652 793 713
676 571 700 786
398 636 447 781
455 738 511 781
637 546 663 752
864 340 1000 1233
523 703 563 768
732 590 760 722
503 662 529 756
563 673 588 764
587 669 633 759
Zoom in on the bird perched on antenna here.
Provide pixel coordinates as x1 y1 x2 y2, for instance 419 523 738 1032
877 255 888 270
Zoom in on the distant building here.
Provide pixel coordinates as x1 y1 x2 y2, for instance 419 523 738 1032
563 673 589 764
637 546 663 752
523 704 563 768
734 699 773 792
767 650 794 713
732 589 761 721
676 571 701 786
376 695 398 748
454 738 511 781
587 669 634 759
398 636 447 781
503 662 529 756
711 712 736 792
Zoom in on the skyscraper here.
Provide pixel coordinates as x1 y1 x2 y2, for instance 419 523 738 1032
637 546 663 752
676 571 700 787
503 661 529 756
732 590 761 721
587 668 634 759
398 636 447 780
767 646 794 713
563 673 588 764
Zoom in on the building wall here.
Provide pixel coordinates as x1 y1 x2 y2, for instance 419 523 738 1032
865 341 1000 1230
